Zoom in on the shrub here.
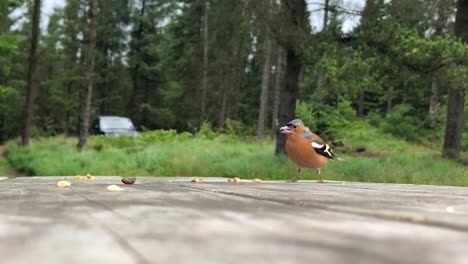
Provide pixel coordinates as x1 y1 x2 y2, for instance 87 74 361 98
380 103 424 141
296 99 356 139
224 118 256 138
195 122 218 140
87 129 192 151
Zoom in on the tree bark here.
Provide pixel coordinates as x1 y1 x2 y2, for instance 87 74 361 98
315 73 325 100
20 0 41 146
443 87 465 158
275 47 301 155
127 0 145 122
314 0 330 100
257 11 273 138
77 0 97 150
357 91 365 118
442 0 467 159
63 0 80 136
272 45 285 131
200 0 209 126
322 0 330 31
427 3 448 129
428 77 439 127
275 0 306 155
386 86 393 114
0 114 4 143
230 37 243 120
218 71 229 129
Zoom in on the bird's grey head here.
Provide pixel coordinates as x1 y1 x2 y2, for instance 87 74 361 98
288 119 304 126
279 119 304 134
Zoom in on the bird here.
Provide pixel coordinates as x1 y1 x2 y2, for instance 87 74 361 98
279 119 341 183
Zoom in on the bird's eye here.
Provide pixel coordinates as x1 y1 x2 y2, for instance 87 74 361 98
292 125 297 129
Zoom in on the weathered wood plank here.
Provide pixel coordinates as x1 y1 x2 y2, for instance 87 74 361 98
174 179 468 231
0 177 467 264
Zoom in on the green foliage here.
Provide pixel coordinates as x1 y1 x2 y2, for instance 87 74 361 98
139 105 177 130
0 34 18 55
196 122 218 140
224 118 256 138
298 1 466 156
338 122 410 152
380 104 425 141
88 130 192 150
296 99 356 138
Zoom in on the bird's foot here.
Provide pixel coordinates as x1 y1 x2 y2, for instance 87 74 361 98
317 179 325 183
287 178 298 183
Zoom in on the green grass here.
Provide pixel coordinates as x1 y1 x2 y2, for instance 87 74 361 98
0 146 9 176
0 159 9 176
4 133 293 179
3 125 467 186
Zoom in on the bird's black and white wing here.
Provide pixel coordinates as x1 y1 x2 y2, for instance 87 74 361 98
311 141 337 160
300 127 337 160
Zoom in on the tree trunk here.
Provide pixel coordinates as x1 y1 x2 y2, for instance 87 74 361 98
100 58 110 115
0 114 4 143
127 0 145 121
442 0 467 159
128 68 140 120
77 0 97 150
200 0 209 126
386 86 393 114
62 0 80 136
257 22 273 138
322 0 330 31
428 77 439 127
275 47 301 155
20 0 41 146
315 73 325 100
230 37 243 120
357 91 365 118
314 0 330 100
64 82 72 136
218 71 229 129
443 87 465 158
428 3 447 129
271 45 285 131
274 0 306 155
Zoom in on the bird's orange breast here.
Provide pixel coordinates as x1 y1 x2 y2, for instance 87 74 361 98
285 135 329 169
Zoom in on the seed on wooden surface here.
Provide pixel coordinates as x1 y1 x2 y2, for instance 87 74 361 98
227 177 240 183
121 177 136 184
57 180 71 188
106 185 124 192
191 177 204 183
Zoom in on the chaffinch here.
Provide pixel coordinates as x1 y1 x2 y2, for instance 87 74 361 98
279 119 340 183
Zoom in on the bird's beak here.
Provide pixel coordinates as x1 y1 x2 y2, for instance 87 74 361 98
279 126 291 134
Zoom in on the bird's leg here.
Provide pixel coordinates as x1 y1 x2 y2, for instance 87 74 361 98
288 168 302 182
317 169 324 183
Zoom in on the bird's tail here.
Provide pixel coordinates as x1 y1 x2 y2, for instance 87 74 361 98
335 157 345 161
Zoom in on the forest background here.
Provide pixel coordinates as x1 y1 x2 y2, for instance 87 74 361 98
0 0 467 184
